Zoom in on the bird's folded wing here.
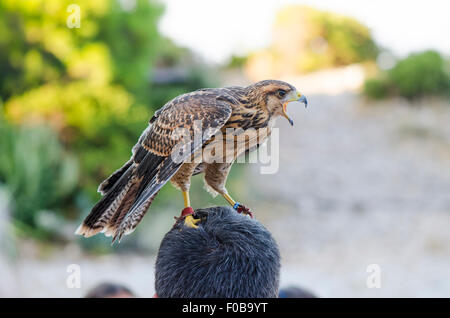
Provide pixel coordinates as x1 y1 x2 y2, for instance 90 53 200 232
113 91 234 241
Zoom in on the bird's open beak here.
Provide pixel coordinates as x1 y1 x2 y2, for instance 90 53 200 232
282 91 308 126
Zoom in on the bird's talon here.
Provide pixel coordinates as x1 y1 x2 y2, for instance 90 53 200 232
234 203 253 218
184 214 200 228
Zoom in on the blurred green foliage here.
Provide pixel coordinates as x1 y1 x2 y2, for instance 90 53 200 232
363 77 391 100
4 82 148 198
0 0 162 101
246 6 378 78
0 0 163 200
0 122 78 235
226 54 248 69
390 51 450 99
0 0 215 243
298 6 378 70
364 50 450 100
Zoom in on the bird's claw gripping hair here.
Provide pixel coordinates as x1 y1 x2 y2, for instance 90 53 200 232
233 202 253 218
173 207 201 229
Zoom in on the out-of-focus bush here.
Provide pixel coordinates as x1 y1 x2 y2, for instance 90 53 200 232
226 55 248 69
4 82 146 198
0 0 162 101
0 122 78 238
363 77 391 100
389 51 450 99
0 0 165 197
245 5 378 80
364 50 450 100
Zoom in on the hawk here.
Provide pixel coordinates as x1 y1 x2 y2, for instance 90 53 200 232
76 80 307 242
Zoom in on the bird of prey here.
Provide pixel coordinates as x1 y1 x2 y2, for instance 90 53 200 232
76 80 307 242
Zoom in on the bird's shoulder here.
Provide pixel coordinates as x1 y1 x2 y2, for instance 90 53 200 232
149 88 242 125
137 88 241 158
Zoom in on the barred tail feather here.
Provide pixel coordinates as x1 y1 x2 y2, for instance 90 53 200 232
102 177 149 238
75 151 168 240
76 139 189 241
112 157 182 242
97 160 133 195
75 163 139 238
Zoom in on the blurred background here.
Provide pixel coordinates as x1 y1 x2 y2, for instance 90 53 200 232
0 0 449 297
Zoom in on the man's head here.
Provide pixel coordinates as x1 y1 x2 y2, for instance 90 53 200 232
279 286 317 298
85 282 135 298
155 206 280 298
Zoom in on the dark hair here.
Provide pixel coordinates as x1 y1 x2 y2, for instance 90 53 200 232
279 286 317 298
155 206 280 298
85 282 135 298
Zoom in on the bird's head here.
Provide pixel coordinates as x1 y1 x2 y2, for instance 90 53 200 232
246 80 308 126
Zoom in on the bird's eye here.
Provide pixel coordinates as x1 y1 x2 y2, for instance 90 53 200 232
277 89 286 98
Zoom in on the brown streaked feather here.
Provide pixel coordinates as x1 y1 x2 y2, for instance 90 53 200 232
112 100 233 241
76 89 234 240
102 174 143 237
75 163 136 237
97 160 133 195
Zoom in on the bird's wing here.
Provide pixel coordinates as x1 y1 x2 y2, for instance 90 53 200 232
112 91 234 241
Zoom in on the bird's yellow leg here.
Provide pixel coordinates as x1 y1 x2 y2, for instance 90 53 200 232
222 193 236 207
182 190 191 207
222 192 253 218
182 191 200 228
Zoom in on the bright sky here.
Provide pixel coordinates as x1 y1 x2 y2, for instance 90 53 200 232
158 0 450 64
